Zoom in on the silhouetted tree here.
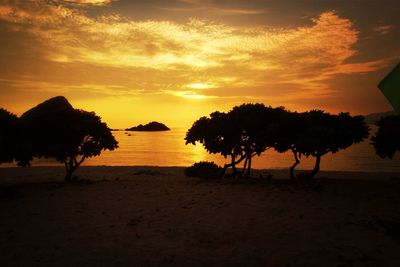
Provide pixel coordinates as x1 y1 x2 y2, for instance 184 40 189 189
298 111 369 178
18 96 118 181
229 103 286 176
186 104 287 177
187 105 369 180
61 109 119 181
0 108 19 164
372 115 400 159
185 111 245 177
273 111 307 180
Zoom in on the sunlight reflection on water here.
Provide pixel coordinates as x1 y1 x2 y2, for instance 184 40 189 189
3 128 400 172
83 128 400 172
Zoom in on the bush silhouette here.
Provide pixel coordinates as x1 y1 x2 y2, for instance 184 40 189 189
18 96 118 181
184 161 223 179
372 115 400 159
0 108 19 164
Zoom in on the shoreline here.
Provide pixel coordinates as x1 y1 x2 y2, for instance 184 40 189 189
1 165 400 184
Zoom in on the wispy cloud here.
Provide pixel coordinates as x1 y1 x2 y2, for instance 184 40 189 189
372 24 394 35
63 0 117 6
160 6 266 16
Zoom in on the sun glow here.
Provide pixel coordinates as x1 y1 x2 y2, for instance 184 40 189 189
169 90 216 100
185 83 214 89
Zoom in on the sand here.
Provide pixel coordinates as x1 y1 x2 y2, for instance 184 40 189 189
1 166 400 266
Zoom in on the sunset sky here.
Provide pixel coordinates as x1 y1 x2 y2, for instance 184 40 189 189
0 0 399 128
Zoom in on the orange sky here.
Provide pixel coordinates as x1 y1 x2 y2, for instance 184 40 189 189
0 0 399 128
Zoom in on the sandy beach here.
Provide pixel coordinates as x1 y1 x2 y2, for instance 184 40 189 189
1 166 400 266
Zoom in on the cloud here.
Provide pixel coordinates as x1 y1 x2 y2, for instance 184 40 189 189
63 0 117 6
176 0 266 14
372 24 394 35
160 6 266 16
0 2 390 103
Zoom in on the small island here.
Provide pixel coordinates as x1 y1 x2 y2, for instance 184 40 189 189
126 121 170 131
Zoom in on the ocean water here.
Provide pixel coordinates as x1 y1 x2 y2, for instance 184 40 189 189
12 128 399 172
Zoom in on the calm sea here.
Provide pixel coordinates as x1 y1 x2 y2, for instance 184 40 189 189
9 127 399 172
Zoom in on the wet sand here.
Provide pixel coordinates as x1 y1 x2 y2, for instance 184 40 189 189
1 166 400 266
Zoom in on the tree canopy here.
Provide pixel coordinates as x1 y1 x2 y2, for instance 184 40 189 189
372 115 400 159
186 104 286 177
13 96 118 181
185 111 244 177
292 111 369 178
228 104 286 176
272 111 308 180
0 108 19 164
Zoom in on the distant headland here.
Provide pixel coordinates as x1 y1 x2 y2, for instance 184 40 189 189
364 111 396 124
126 121 170 131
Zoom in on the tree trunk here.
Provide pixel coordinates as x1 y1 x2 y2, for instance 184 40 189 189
222 164 229 178
309 155 321 178
289 149 300 181
242 157 249 177
245 155 252 177
64 158 75 182
64 156 86 182
231 153 237 178
222 154 246 178
65 169 75 181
